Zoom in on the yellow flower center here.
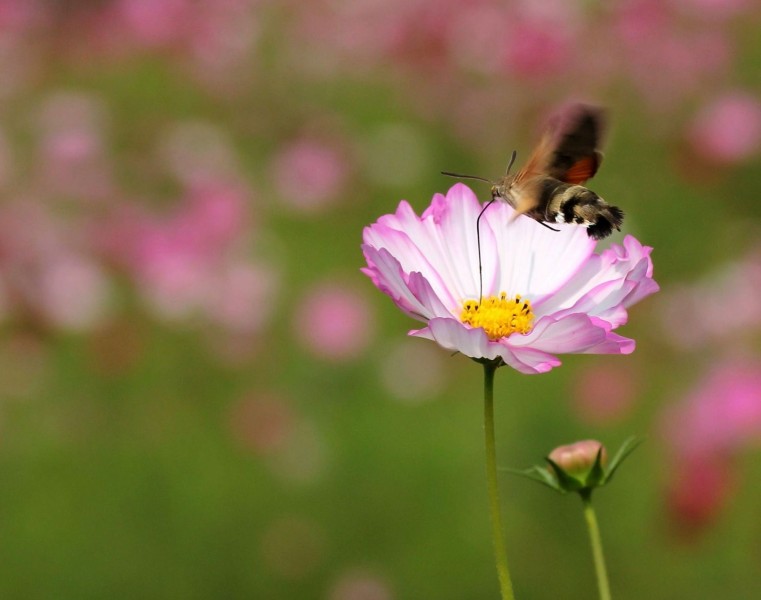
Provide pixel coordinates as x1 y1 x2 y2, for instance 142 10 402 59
460 293 535 341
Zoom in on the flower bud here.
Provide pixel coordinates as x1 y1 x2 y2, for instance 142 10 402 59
508 436 641 497
548 440 607 479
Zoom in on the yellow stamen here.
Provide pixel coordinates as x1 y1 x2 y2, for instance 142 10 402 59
460 293 534 341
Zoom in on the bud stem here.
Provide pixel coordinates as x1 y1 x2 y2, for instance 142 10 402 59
483 362 516 600
582 494 612 600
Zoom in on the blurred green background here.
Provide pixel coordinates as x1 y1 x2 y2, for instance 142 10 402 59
0 1 760 598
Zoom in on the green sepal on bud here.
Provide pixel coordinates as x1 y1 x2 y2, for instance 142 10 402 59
505 436 643 497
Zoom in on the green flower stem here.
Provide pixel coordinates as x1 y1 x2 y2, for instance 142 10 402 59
581 493 612 600
483 362 516 600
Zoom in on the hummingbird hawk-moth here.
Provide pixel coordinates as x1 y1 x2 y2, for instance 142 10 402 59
493 104 623 239
445 104 624 240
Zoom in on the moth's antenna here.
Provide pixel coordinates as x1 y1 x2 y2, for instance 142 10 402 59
504 150 518 176
441 171 492 183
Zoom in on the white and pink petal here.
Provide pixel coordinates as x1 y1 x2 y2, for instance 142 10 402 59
506 313 610 353
536 235 658 324
410 317 502 361
483 205 596 299
361 246 450 322
497 345 562 375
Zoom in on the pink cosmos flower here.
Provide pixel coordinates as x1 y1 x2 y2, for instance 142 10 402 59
362 184 658 374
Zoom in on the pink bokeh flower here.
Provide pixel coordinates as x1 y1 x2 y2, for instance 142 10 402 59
500 7 579 81
572 361 639 425
362 184 658 374
660 359 761 534
0 199 112 332
611 1 731 111
36 253 112 332
665 454 737 537
115 0 188 47
272 137 350 213
293 282 375 361
658 246 761 349
34 91 113 200
204 262 278 334
688 92 761 164
662 359 761 458
101 178 277 334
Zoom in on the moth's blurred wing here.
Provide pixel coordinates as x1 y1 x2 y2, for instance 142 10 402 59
546 106 606 185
